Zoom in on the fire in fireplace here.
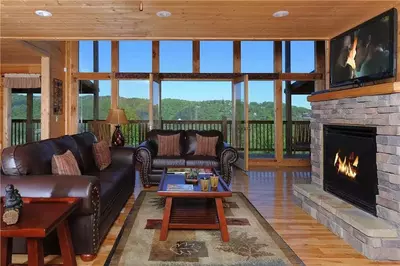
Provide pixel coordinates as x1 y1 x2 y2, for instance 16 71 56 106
324 125 378 216
333 151 359 179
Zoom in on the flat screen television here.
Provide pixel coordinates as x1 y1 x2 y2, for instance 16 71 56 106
330 8 397 88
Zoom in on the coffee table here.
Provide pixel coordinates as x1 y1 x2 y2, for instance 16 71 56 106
157 169 232 242
1 197 81 266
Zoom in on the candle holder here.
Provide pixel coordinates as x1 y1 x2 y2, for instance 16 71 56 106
210 175 219 190
200 178 209 192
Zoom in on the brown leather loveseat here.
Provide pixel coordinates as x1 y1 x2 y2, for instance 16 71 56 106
136 129 238 187
0 132 135 261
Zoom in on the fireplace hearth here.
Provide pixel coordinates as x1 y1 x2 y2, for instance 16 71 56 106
323 125 378 216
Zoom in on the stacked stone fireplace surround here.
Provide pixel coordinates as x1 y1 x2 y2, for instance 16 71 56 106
293 92 400 260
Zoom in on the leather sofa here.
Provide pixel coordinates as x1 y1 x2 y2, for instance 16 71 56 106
136 129 238 187
0 132 135 261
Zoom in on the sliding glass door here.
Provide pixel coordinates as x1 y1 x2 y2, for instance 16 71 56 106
149 74 162 130
232 75 249 171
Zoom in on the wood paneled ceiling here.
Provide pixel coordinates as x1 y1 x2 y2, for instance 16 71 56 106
1 1 399 40
0 40 41 64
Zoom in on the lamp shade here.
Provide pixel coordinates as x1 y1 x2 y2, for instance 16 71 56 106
105 108 129 125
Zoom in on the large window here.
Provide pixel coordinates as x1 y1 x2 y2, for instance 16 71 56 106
78 80 111 126
161 81 231 121
200 41 233 72
79 41 111 72
290 41 315 73
160 41 192 72
119 41 152 72
248 81 274 158
119 80 150 120
241 41 273 73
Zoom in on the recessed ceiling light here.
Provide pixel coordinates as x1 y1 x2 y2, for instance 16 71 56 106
156 11 171 18
273 10 289 18
35 10 52 17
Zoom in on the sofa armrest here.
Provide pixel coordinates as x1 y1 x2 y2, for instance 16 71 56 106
0 175 100 216
135 141 156 185
217 142 238 162
217 142 238 185
110 146 136 166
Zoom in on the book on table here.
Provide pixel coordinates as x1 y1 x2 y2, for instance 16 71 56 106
166 184 194 191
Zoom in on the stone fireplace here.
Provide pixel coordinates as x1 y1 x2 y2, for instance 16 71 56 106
324 125 378 216
293 92 400 260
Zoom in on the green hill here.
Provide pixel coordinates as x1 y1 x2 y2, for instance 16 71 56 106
11 94 311 121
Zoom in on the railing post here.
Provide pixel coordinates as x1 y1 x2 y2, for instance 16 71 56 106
26 92 33 143
222 116 228 142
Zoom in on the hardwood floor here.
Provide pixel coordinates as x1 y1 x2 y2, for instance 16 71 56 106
11 167 400 265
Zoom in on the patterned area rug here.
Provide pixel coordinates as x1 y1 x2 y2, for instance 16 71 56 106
106 192 304 266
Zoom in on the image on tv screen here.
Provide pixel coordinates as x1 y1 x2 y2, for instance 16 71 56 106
331 12 394 86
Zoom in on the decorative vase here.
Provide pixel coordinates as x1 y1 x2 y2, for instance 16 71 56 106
111 125 125 147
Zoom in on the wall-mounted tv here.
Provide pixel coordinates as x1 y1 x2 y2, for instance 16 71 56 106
330 8 397 88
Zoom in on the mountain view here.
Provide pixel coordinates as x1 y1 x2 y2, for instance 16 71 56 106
12 94 311 121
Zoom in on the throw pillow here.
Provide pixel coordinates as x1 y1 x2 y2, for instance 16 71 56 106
92 140 112 170
194 134 218 157
52 150 82 175
157 134 181 156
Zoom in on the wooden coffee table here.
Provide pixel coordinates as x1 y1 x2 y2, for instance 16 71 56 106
1 197 81 266
157 170 232 242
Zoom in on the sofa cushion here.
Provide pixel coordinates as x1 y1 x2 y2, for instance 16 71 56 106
147 130 186 155
71 132 97 173
194 134 219 156
93 141 112 170
185 130 224 155
52 150 82 175
51 135 84 172
157 133 181 156
1 139 57 175
152 156 186 168
185 155 219 168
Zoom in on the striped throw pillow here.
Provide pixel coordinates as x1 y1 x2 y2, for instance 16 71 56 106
157 134 181 156
194 134 218 157
92 140 112 170
52 150 82 175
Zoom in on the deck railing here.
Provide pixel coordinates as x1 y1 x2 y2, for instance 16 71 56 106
80 119 310 152
12 119 310 153
11 119 41 146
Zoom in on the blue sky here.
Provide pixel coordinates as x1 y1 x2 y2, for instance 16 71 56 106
79 41 314 108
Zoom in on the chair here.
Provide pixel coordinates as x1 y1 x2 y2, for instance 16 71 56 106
88 121 111 145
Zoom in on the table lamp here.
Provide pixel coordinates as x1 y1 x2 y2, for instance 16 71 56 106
105 108 129 147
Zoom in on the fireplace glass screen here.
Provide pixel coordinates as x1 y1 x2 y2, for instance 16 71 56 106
323 125 378 216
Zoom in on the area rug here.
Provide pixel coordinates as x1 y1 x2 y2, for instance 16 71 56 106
105 192 304 266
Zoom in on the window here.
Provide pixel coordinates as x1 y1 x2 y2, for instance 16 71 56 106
119 80 150 120
79 41 111 72
290 41 315 73
161 81 231 120
12 93 27 119
200 41 233 72
160 41 192 72
241 41 273 73
119 41 152 72
78 80 111 133
248 81 275 157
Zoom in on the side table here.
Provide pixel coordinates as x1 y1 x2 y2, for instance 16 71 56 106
1 197 81 266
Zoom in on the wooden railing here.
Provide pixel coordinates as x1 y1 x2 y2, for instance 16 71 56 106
11 119 41 146
11 119 310 153
80 119 310 153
